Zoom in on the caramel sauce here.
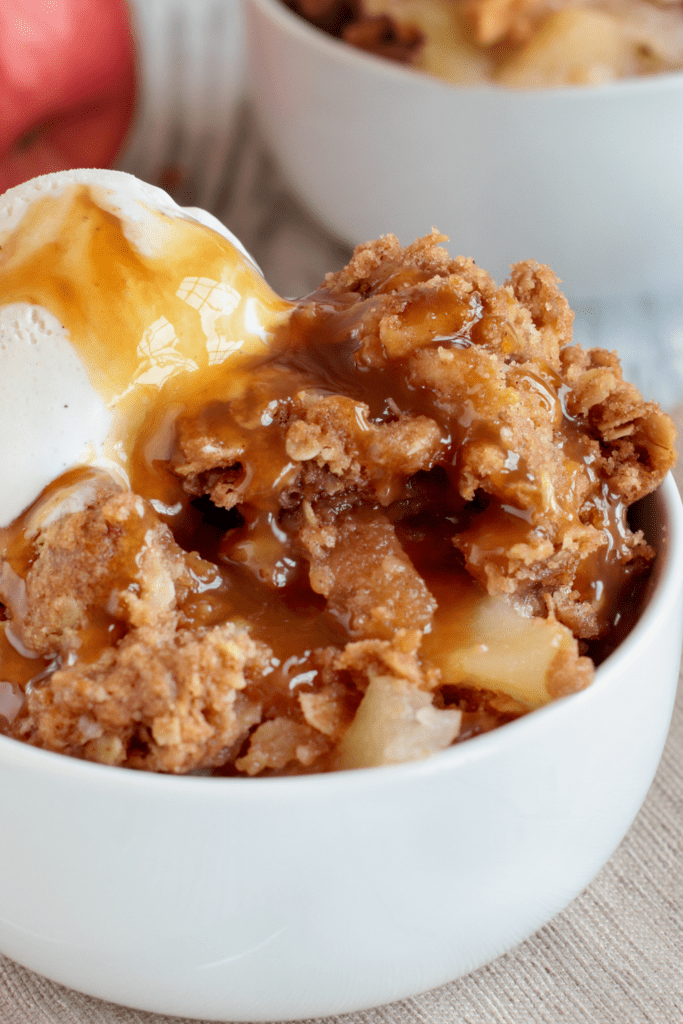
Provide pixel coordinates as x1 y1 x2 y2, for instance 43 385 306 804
0 185 293 485
0 187 651 733
174 506 349 671
0 625 42 689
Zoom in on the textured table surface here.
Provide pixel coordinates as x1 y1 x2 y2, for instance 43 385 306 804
2 80 683 1024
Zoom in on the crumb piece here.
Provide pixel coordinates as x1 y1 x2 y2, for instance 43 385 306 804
15 623 268 773
334 628 438 690
465 0 556 46
235 717 330 775
300 506 437 639
299 681 357 738
546 644 594 699
282 1 425 62
561 344 677 504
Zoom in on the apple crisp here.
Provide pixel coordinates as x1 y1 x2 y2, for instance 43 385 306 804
0 231 676 774
282 0 683 86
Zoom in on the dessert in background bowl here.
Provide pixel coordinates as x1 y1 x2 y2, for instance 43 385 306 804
282 1 683 87
0 169 681 1020
246 0 683 301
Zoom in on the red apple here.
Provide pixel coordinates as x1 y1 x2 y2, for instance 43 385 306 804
0 0 136 194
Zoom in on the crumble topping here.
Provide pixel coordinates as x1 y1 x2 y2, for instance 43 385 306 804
0 232 675 774
283 0 683 85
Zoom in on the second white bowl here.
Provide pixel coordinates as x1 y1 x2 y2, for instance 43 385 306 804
246 0 683 302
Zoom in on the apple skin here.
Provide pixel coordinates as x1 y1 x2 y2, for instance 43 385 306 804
0 0 136 194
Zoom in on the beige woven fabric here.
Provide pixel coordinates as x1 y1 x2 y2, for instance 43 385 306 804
1 414 682 1023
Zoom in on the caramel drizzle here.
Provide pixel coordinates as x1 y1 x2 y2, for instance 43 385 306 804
0 194 640 711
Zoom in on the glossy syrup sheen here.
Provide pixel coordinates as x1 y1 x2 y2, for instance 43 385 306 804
0 184 294 482
0 194 647 722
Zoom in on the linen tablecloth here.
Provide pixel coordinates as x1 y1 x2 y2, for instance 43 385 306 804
2 100 683 1024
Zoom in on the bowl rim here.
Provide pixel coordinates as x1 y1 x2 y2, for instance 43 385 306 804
247 0 683 100
1 473 681 797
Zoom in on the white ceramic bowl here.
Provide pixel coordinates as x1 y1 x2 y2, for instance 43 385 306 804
0 474 681 1020
245 0 683 302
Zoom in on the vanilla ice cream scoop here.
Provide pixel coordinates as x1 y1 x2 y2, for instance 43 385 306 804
0 169 293 526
